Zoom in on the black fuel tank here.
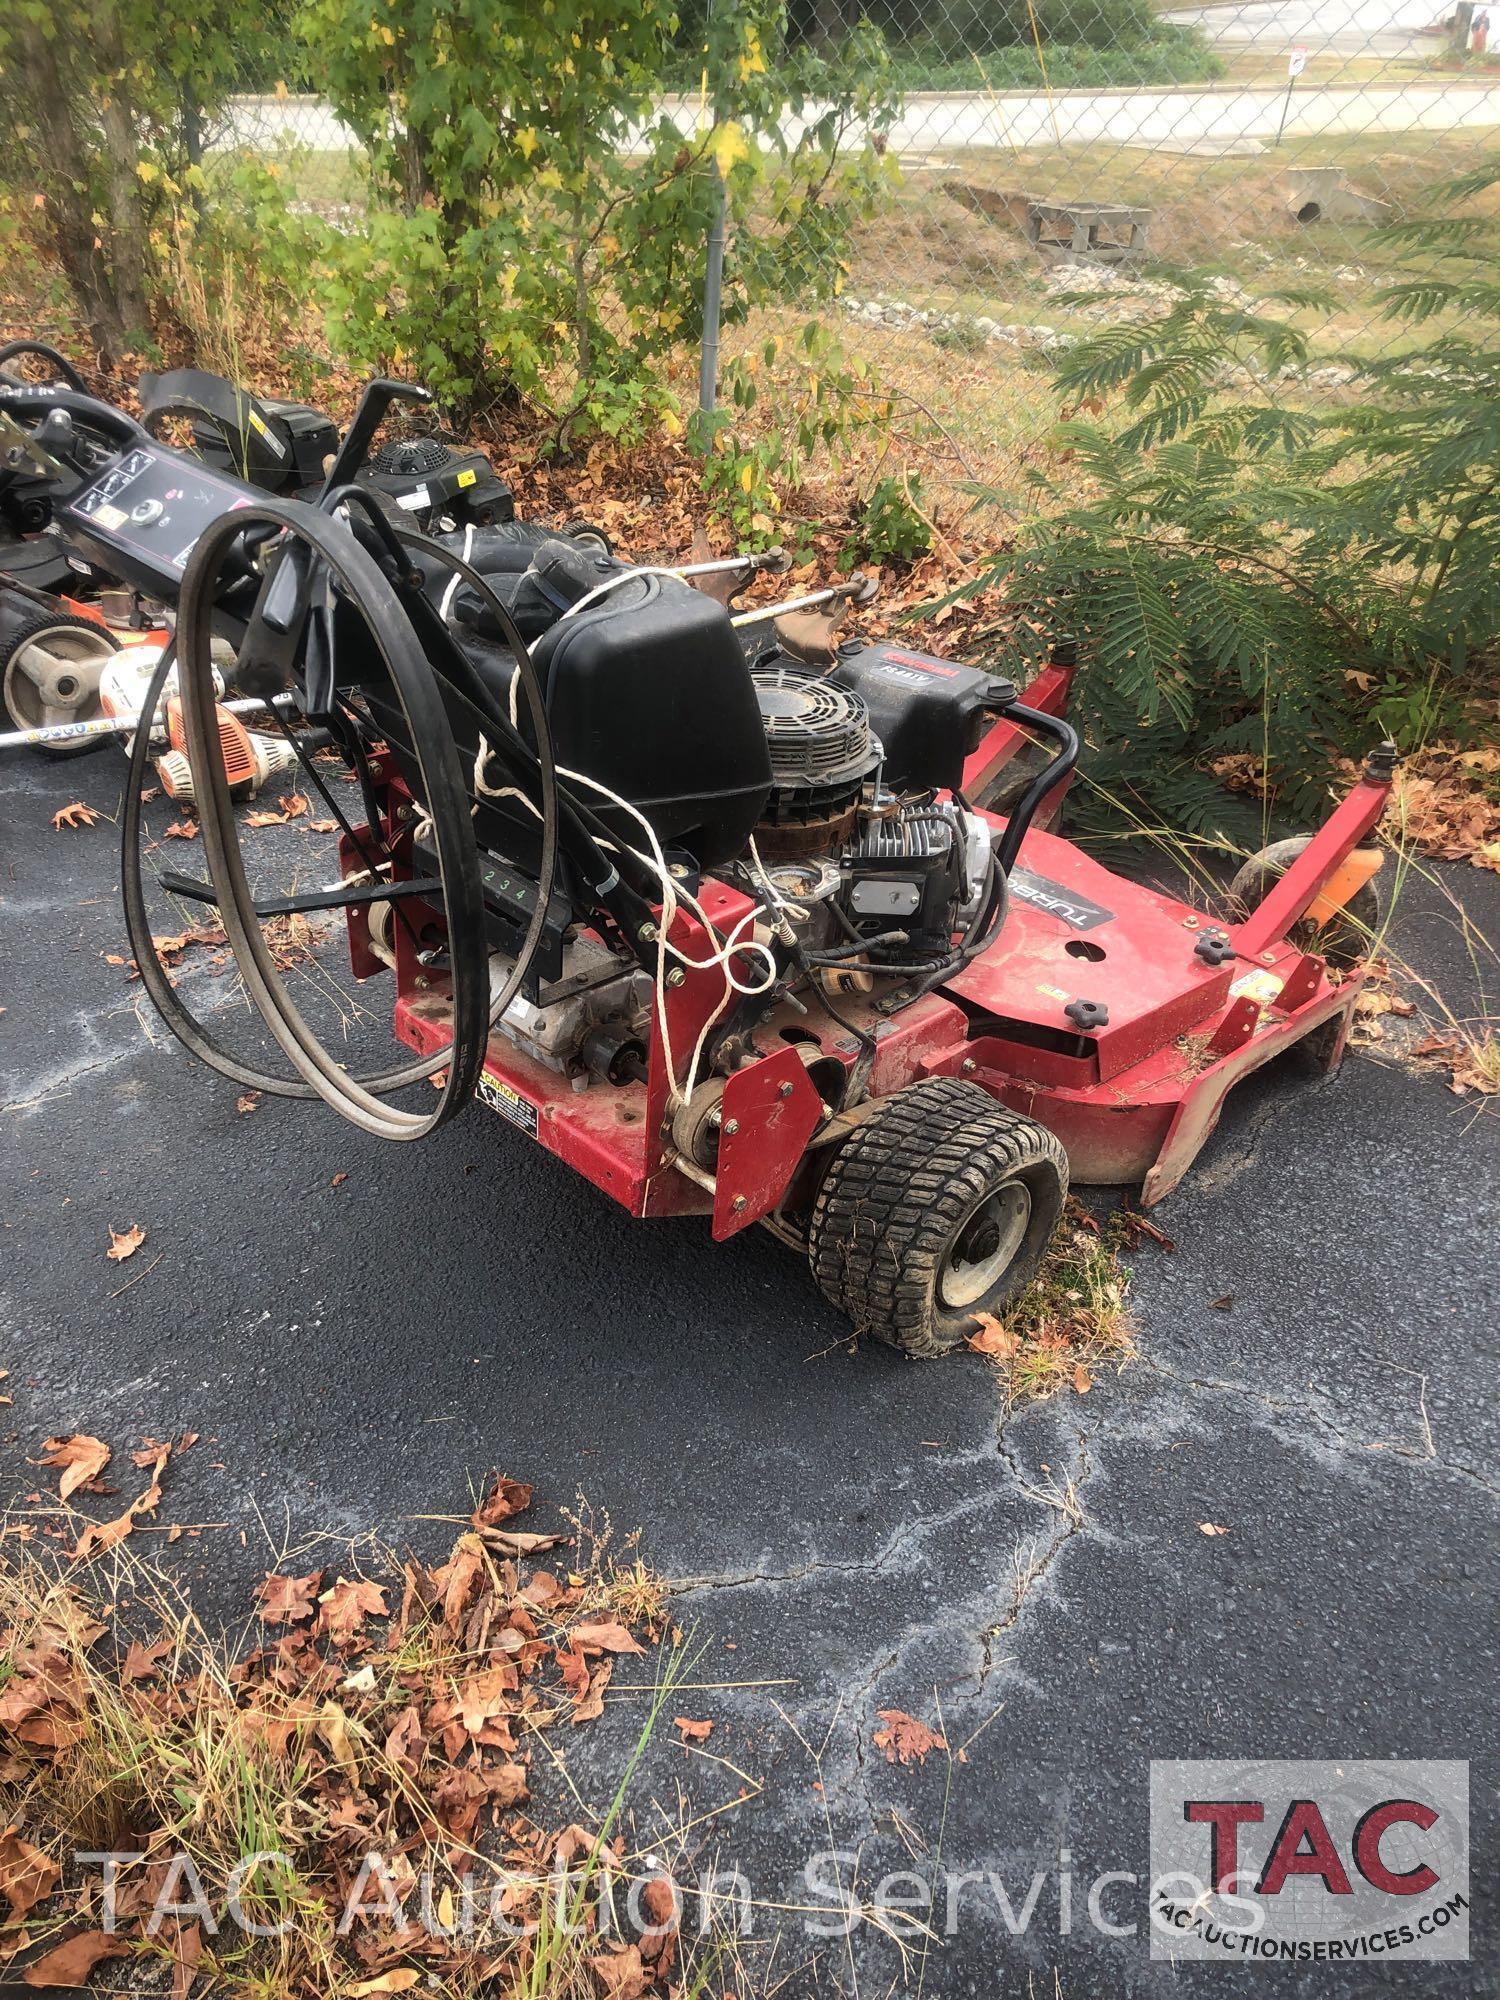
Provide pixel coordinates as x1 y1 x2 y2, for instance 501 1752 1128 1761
528 573 772 866
829 641 1014 793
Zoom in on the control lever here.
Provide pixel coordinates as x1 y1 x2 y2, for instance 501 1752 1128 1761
242 442 432 715
318 377 432 498
253 378 430 682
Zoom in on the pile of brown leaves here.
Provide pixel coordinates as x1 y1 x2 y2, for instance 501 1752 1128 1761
1389 745 1500 871
1215 745 1500 871
0 1473 690 1998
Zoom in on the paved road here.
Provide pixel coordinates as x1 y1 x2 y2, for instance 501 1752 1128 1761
2 746 1495 1993
1167 0 1448 60
222 77 1500 163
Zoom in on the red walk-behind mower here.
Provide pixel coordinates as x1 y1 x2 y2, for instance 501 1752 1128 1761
1 373 1395 1357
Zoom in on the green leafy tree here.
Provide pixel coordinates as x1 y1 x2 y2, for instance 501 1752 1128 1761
0 0 274 357
960 160 1500 836
294 0 898 427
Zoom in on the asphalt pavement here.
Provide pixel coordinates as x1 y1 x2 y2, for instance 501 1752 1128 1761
1 744 1496 1995
222 77 1500 163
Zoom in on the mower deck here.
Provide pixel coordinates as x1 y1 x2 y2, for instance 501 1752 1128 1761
383 640 1393 1245
395 801 1368 1229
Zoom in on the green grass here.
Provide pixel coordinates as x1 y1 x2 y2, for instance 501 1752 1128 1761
877 29 1224 90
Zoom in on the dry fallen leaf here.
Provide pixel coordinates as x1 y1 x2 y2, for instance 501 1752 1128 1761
163 819 199 840
1072 1362 1093 1395
483 1528 562 1555
587 1944 650 2000
673 1716 714 1743
571 1656 612 1724
51 801 101 830
105 1224 145 1263
314 1698 359 1774
0 1827 61 1919
348 1974 422 1998
1198 1522 1230 1537
472 1473 532 1529
570 1619 645 1656
21 1929 130 1988
246 792 310 829
317 1576 389 1646
967 1314 1020 1360
121 1636 173 1683
151 925 226 965
169 1920 201 2000
38 1434 110 1502
236 1093 260 1115
872 1709 947 1766
256 1569 323 1625
1121 1209 1176 1253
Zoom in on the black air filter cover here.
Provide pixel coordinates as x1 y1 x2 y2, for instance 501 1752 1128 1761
526 574 772 867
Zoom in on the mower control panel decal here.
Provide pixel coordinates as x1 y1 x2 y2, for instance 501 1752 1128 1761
1008 868 1114 932
477 1070 540 1140
66 446 252 577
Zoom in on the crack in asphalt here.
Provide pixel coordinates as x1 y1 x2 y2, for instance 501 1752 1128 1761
1137 1354 1500 1500
2 1050 131 1116
668 1482 1000 1600
979 1430 1093 1689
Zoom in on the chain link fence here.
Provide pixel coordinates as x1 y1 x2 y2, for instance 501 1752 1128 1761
791 1 1499 483
214 3 1500 491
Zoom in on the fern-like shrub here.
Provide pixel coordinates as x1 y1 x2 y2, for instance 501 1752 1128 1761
961 159 1500 840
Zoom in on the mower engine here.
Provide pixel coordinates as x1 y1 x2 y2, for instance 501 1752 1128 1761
731 658 998 968
383 525 1024 1088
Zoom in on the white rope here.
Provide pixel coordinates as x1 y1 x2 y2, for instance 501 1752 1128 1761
437 524 475 624
470 733 776 1104
555 566 681 622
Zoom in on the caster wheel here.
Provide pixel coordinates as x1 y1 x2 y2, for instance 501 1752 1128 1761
1227 836 1384 1068
1226 835 1383 971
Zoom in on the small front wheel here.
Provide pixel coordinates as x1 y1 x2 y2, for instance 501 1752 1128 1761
1226 836 1383 971
807 1078 1068 1358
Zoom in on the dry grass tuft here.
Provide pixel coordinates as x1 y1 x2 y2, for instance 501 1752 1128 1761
968 1200 1139 1408
0 1485 722 1997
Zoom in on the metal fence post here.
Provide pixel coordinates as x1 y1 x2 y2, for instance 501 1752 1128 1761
699 163 727 416
698 0 727 417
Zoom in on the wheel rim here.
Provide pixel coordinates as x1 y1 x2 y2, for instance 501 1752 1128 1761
939 1179 1033 1310
4 628 108 730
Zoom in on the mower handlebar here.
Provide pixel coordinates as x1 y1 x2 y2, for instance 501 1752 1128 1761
0 340 88 393
991 700 1080 875
0 383 149 453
